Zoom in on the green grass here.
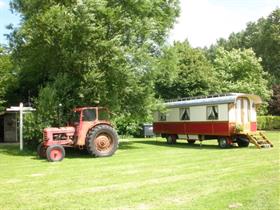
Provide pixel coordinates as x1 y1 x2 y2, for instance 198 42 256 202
0 131 279 210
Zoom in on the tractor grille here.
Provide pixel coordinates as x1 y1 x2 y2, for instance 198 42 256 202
43 131 48 141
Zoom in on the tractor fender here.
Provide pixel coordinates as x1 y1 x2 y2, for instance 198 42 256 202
76 122 113 146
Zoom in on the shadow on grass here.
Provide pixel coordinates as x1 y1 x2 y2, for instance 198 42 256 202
61 147 94 159
134 139 260 150
0 142 141 160
0 144 35 157
66 141 146 159
0 139 250 160
118 141 144 150
0 144 92 159
133 140 221 150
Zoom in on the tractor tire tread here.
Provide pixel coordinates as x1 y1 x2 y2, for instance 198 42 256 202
86 124 119 157
46 144 65 162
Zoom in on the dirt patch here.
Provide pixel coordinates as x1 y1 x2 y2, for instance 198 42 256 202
229 203 243 208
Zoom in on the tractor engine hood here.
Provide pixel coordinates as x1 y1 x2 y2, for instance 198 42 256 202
44 127 75 134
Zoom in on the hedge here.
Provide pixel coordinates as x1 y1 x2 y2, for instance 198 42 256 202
257 116 280 130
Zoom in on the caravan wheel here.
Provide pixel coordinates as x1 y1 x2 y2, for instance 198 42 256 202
166 135 177 144
187 140 196 144
218 137 231 148
236 136 249 147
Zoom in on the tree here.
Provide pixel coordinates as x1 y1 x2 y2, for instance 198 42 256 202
268 85 280 116
0 46 16 111
215 8 280 84
213 47 271 112
154 41 216 99
8 0 180 121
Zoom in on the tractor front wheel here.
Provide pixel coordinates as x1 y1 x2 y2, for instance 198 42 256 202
86 125 119 157
37 142 46 158
46 145 65 162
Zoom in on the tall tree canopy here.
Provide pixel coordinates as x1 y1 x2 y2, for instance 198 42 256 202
155 43 270 113
0 45 16 111
213 47 271 110
268 85 280 116
214 8 280 84
154 41 216 99
8 0 180 120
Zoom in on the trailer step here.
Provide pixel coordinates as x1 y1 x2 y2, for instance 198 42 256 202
243 131 273 149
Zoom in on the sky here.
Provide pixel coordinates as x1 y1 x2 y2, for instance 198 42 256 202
0 0 20 44
0 0 279 48
170 0 280 47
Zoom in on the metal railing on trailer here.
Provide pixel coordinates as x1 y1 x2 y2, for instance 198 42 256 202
165 93 239 103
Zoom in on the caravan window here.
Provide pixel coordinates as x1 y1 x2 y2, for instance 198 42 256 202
159 112 166 121
180 108 190 120
207 106 219 120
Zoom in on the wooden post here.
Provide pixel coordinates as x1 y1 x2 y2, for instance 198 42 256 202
19 103 23 151
6 104 35 151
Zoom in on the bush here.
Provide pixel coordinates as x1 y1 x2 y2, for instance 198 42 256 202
23 75 79 148
23 85 61 148
112 114 142 137
257 116 280 130
23 113 44 149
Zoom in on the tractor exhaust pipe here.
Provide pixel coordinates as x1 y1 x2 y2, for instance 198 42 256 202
58 103 62 127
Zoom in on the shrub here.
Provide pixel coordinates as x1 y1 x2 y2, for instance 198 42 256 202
257 116 280 130
23 75 79 148
23 85 61 148
112 114 142 137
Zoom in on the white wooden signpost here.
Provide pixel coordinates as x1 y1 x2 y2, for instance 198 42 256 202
6 103 36 151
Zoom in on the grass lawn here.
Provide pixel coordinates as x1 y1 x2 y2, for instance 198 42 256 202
0 131 279 210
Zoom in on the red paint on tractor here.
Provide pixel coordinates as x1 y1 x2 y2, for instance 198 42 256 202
50 148 63 161
39 107 119 161
43 127 75 147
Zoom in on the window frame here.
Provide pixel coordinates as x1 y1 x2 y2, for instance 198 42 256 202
180 107 190 121
82 109 97 121
158 112 166 121
206 105 219 120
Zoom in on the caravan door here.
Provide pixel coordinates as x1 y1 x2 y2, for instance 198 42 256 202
236 98 251 131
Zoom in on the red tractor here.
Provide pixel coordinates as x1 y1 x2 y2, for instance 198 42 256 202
37 107 119 162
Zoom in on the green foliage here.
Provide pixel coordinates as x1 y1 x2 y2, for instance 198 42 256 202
8 0 180 127
5 1 277 137
154 41 216 99
23 85 61 146
268 85 280 116
155 42 270 110
235 124 244 133
0 46 16 111
257 116 280 130
213 47 271 113
112 114 141 136
215 8 280 84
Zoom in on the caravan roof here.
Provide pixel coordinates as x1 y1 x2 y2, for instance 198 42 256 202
165 93 262 108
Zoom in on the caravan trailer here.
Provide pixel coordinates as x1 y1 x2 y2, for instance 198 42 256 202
153 93 273 148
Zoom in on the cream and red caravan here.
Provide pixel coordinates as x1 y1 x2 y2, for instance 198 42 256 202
153 93 273 148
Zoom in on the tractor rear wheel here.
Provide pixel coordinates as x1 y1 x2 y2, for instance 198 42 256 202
86 125 119 157
46 145 65 162
37 142 46 158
